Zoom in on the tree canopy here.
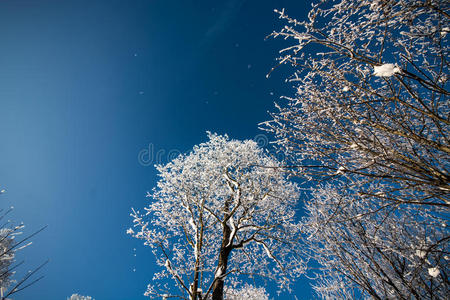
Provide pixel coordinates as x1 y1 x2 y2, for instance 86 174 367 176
130 133 303 300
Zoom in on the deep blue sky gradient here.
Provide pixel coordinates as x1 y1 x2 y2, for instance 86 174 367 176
0 1 311 299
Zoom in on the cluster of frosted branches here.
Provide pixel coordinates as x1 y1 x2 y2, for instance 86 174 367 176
224 283 269 300
0 227 15 292
302 184 448 299
0 205 26 297
129 133 303 299
262 0 449 298
263 0 449 207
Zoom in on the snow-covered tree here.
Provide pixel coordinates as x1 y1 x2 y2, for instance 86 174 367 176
129 133 303 300
264 0 449 208
0 190 47 300
262 0 449 298
0 189 13 294
67 293 94 300
0 227 15 294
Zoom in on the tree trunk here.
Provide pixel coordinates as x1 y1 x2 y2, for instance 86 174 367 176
190 271 199 300
191 210 204 300
211 223 232 300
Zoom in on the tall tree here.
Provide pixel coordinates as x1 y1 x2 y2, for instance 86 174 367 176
263 0 449 298
129 133 303 300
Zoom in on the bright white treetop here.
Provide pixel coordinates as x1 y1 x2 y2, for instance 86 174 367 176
67 294 94 300
130 133 303 300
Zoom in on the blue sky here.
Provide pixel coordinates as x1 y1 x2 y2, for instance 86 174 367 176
0 1 311 299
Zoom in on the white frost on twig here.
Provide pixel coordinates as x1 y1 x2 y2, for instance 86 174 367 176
428 266 440 278
415 249 426 259
214 266 223 279
373 64 401 77
335 166 345 175
226 216 237 247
